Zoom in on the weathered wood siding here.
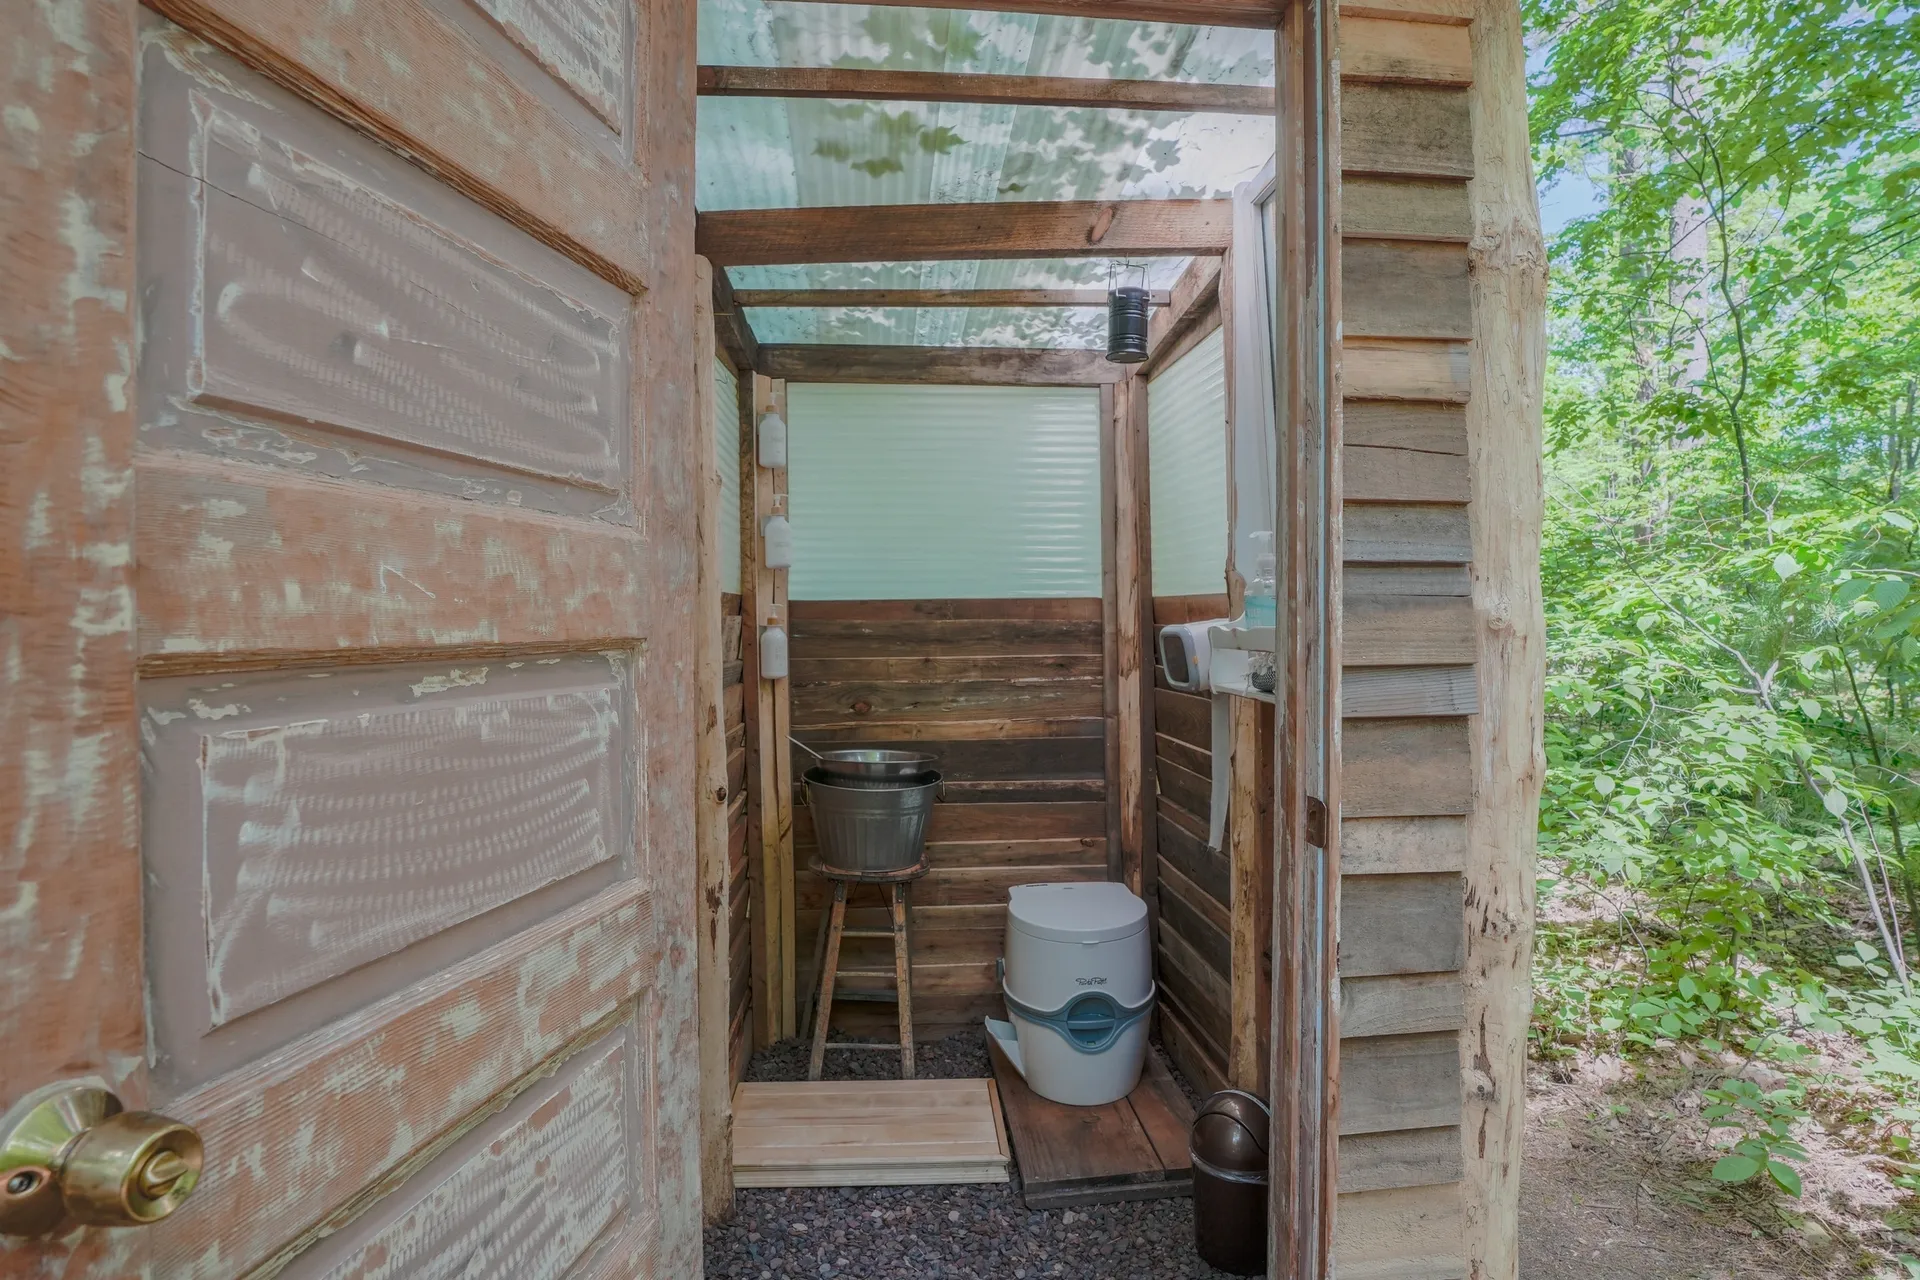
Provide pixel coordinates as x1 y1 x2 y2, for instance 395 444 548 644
787 598 1110 1038
1332 6 1522 1279
1148 594 1234 1098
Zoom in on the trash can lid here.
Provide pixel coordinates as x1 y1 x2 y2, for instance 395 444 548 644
1008 882 1147 944
1191 1090 1271 1177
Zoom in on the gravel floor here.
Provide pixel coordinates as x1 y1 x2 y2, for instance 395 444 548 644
705 1031 1249 1279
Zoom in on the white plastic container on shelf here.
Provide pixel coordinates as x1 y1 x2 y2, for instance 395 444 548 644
985 882 1154 1107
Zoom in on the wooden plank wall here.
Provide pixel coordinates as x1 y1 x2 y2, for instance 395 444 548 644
787 598 1110 1039
1147 593 1234 1100
723 592 752 1082
1334 9 1482 1280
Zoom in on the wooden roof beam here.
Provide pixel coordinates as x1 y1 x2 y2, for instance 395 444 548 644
732 288 1172 309
711 267 759 373
797 0 1280 28
698 66 1274 114
756 344 1124 386
697 199 1233 267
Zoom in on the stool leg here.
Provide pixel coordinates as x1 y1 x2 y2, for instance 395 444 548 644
892 883 914 1080
808 882 847 1082
801 893 834 1042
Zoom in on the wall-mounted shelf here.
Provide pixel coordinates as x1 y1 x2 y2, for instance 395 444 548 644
1203 623 1276 703
1210 672 1275 705
1206 624 1274 653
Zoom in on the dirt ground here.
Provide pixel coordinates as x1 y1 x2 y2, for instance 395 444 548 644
1520 1055 1913 1279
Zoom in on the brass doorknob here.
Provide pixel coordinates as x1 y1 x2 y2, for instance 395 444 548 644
0 1082 203 1236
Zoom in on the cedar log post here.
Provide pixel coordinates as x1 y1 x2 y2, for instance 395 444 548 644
1461 0 1548 1275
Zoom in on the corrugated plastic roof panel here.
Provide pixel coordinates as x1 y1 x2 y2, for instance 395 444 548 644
697 1 1274 347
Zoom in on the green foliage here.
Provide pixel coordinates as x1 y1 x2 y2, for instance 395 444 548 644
1524 0 1920 1213
1704 1077 1810 1194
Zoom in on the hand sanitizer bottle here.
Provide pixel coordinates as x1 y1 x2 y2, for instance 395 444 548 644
1245 531 1277 628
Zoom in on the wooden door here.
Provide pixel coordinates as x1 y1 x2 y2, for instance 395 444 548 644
2 0 700 1275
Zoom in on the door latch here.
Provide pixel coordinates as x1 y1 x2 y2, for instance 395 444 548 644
0 1082 203 1236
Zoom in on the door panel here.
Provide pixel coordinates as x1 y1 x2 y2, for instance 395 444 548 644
277 1018 648 1280
135 37 636 521
465 0 633 132
147 889 656 1275
144 0 652 289
2 0 695 1271
140 654 638 1085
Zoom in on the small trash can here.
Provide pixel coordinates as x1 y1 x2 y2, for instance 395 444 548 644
1190 1089 1270 1275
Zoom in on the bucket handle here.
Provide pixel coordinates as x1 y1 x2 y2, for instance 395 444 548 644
796 778 943 804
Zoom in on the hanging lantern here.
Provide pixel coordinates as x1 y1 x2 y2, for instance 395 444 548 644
1106 262 1151 364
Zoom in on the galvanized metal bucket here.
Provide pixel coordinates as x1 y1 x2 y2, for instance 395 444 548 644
802 768 940 877
799 745 939 783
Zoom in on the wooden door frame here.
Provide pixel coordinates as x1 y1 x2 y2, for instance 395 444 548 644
1270 0 1344 1273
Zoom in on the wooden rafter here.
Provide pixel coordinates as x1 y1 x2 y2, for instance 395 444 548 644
802 0 1281 27
756 344 1123 386
1140 253 1223 377
712 267 759 372
732 288 1172 309
697 199 1233 266
698 66 1274 114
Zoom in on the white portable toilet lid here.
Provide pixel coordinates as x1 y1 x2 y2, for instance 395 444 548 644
1008 882 1147 944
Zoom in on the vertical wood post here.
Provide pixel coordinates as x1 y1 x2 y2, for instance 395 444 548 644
1133 374 1161 921
1227 698 1275 1093
1271 0 1344 1274
691 256 733 1221
1113 370 1153 896
739 368 772 1051
1219 237 1276 1097
1219 245 1246 612
1462 0 1548 1274
748 373 798 1040
1100 383 1123 882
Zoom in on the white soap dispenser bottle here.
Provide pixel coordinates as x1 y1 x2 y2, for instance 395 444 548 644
1245 531 1276 628
763 500 794 569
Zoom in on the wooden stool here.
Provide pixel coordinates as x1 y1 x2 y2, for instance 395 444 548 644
807 861 927 1081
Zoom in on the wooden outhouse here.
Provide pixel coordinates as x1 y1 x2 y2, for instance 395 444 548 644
4 0 1540 1277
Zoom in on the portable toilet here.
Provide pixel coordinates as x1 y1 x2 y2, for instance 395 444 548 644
985 882 1155 1106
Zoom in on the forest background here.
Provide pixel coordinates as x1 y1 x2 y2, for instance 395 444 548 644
1522 0 1920 1254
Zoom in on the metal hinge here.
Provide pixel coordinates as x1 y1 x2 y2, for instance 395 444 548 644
1305 796 1328 849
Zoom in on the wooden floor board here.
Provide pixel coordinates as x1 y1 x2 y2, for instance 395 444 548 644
732 1078 1011 1187
987 1035 1195 1208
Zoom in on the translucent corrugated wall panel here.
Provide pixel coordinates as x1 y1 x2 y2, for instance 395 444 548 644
1146 327 1229 598
695 0 1274 348
786 384 1103 600
715 358 742 594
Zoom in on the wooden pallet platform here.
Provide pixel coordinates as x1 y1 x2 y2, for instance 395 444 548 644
732 1078 1011 1188
987 1036 1196 1209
